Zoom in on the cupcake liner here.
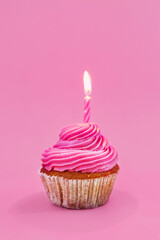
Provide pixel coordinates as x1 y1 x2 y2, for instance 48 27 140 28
39 169 118 209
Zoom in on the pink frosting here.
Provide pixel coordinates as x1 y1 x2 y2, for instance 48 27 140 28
41 123 118 173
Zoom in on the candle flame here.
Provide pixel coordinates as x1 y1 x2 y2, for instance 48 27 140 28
83 71 91 96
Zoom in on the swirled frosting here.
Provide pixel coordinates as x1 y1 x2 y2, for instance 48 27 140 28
41 123 118 173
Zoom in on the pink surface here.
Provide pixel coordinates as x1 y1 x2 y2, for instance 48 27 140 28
0 0 160 239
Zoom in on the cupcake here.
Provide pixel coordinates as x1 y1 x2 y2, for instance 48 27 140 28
39 123 119 209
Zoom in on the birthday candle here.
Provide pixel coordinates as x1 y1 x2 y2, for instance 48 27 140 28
83 71 91 123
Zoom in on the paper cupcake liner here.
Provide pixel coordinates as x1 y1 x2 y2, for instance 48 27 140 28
39 169 118 209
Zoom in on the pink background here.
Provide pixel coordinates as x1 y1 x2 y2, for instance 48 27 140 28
0 0 160 239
